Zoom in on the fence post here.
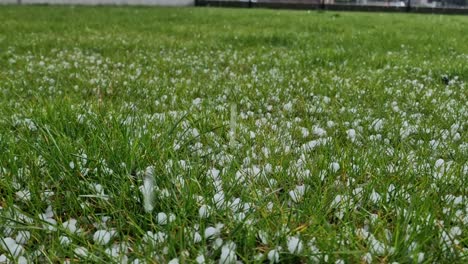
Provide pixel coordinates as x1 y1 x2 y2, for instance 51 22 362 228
407 0 411 12
17 0 22 4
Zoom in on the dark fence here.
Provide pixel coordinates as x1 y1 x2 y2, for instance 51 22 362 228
196 0 468 14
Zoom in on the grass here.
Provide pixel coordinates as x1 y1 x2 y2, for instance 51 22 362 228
0 5 467 263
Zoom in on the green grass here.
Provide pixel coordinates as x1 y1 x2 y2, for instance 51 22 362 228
0 5 467 263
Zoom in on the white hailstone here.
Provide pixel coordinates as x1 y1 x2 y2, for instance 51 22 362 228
229 103 237 148
169 213 176 223
369 237 386 255
94 216 110 229
63 218 78 234
41 190 55 201
199 205 211 218
434 159 445 179
204 227 219 239
93 230 116 245
0 255 7 262
362 252 372 264
257 231 268 245
3 226 13 237
208 168 220 181
283 101 293 112
330 162 340 173
168 258 179 264
289 185 306 203
213 180 223 193
369 190 381 203
23 118 37 131
141 169 155 213
192 98 202 106
264 163 273 174
77 114 86 124
262 147 270 158
193 232 202 243
15 189 31 202
450 226 462 237
92 183 103 195
242 203 252 213
213 238 224 250
327 121 335 128
160 188 170 198
195 254 205 264
453 196 463 205
254 253 264 261
0 237 24 257
429 139 439 150
287 236 303 254
312 126 327 137
44 205 54 218
156 212 168 225
249 166 262 177
74 247 88 258
15 231 30 245
453 133 461 141
371 119 384 132
173 143 181 151
105 247 119 257
441 230 452 246
352 187 363 198
192 128 200 138
347 129 356 142
162 246 169 255
17 256 27 264
450 123 460 136
370 214 379 223
59 236 71 246
356 228 369 240
417 252 425 263
229 198 242 212
219 241 237 264
39 214 57 231
335 260 345 264
301 140 320 151
194 195 205 203
267 248 280 263
266 202 274 212
435 159 445 169
89 183 109 200
408 241 418 252
331 195 344 208
143 231 167 245
213 192 225 209
391 101 400 112
234 212 246 222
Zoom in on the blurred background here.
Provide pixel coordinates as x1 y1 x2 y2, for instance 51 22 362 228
0 0 467 12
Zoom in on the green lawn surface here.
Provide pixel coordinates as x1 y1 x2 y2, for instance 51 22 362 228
0 6 467 263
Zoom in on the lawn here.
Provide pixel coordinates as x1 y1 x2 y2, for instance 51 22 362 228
0 5 467 263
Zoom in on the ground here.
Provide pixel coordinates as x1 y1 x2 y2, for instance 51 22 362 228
0 6 467 264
